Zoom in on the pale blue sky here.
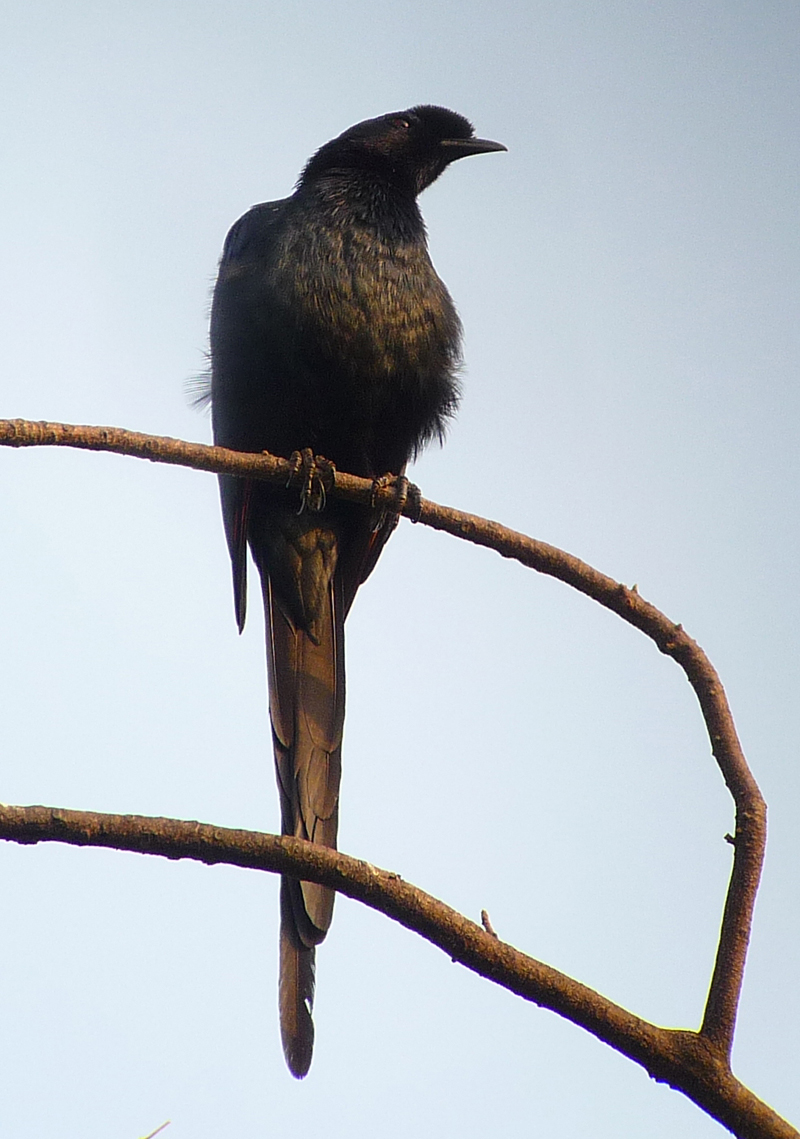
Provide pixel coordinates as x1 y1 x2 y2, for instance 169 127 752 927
0 2 798 1136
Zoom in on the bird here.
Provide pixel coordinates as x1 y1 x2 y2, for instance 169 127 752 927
209 105 505 1078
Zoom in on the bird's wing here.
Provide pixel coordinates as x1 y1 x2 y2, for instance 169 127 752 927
339 509 399 615
219 475 251 633
219 199 287 264
212 199 290 633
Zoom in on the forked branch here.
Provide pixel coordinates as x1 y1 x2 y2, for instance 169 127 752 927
0 419 783 1137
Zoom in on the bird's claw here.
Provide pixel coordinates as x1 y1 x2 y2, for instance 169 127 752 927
406 481 422 523
369 474 422 522
370 473 395 510
286 448 336 513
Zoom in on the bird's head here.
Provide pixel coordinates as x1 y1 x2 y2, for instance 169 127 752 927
300 105 506 196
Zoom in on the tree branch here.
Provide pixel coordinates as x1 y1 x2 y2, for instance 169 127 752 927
0 418 776 1133
0 804 792 1139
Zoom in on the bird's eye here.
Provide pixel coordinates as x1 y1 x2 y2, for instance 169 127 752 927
396 118 410 130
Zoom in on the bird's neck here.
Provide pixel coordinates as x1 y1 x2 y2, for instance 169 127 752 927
298 171 426 245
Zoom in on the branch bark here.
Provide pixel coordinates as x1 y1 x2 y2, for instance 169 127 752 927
0 419 782 1136
0 805 792 1139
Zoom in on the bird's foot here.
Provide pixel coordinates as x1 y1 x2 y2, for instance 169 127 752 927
286 448 336 514
370 473 422 523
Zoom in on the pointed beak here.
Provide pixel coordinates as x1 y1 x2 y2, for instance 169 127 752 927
439 136 507 160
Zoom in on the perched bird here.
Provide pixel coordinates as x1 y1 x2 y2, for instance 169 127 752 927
210 105 504 1078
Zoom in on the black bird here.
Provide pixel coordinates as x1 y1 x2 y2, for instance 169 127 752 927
210 105 505 1078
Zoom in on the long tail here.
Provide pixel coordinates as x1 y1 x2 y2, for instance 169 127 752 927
278 880 315 1078
219 475 350 1078
264 573 345 1078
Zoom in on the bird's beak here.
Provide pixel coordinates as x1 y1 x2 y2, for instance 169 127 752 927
439 136 507 160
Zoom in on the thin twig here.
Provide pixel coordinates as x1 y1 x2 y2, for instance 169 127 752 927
481 909 498 938
140 1124 171 1139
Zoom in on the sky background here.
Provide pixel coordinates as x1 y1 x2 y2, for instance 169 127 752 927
0 1 798 1136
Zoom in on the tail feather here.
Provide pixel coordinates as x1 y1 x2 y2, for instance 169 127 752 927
245 503 388 1076
279 880 315 1079
261 549 345 1076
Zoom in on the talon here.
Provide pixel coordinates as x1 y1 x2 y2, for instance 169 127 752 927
392 475 409 514
286 449 335 514
285 450 304 489
309 455 336 512
298 448 315 513
370 473 392 510
370 473 423 528
370 473 419 514
406 481 422 523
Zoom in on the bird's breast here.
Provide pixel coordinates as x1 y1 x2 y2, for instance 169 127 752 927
274 221 460 382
